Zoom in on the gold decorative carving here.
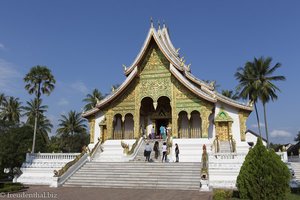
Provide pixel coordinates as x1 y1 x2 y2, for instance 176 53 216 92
139 46 172 101
216 122 230 141
134 79 140 138
239 110 250 141
121 141 129 154
200 105 213 138
105 110 114 139
88 118 95 144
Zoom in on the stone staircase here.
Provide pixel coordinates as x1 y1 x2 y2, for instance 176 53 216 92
132 139 165 162
63 162 201 190
291 162 300 180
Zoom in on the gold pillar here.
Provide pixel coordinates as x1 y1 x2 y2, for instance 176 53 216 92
239 110 250 141
200 106 212 138
99 125 104 143
88 118 95 143
171 83 178 138
106 111 113 139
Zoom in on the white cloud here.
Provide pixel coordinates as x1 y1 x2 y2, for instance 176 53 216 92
0 43 4 50
58 98 69 106
270 129 292 138
251 123 265 128
70 81 88 94
0 59 22 93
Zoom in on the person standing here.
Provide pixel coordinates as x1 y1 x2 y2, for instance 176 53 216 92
162 142 167 162
153 141 159 159
144 142 152 162
160 125 166 140
151 126 155 139
175 143 180 162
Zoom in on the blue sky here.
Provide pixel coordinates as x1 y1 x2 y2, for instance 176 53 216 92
0 0 299 144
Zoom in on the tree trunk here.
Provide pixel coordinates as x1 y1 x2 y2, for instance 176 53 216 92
254 102 262 137
31 110 38 153
31 83 41 153
263 103 269 148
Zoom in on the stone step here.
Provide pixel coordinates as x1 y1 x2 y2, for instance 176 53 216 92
71 174 200 179
63 183 199 190
64 160 201 190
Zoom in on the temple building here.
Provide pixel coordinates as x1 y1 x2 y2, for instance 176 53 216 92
20 22 282 189
82 22 253 150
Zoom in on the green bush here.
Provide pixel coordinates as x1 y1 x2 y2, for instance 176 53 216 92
213 189 233 200
237 138 290 200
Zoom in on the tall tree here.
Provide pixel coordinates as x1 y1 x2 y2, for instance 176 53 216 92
57 110 87 152
295 131 300 143
221 89 239 100
0 93 5 106
23 98 48 124
252 57 285 148
57 110 87 136
0 96 22 123
235 64 262 137
83 88 103 111
236 57 286 148
23 99 52 143
24 65 56 153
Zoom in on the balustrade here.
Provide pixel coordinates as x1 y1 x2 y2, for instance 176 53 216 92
26 153 79 162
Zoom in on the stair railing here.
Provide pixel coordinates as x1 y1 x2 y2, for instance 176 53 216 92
120 137 143 161
52 147 89 187
52 141 103 187
213 136 220 153
229 135 236 153
90 137 103 159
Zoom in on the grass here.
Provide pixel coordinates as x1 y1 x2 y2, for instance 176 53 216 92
287 193 300 200
230 193 300 200
0 182 24 193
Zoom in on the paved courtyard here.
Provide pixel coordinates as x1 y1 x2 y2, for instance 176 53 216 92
0 186 212 200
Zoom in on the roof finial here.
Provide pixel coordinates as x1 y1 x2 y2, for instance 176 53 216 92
150 17 154 28
163 20 166 28
158 20 161 30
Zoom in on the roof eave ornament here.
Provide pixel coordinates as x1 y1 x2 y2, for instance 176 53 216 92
150 17 154 28
186 64 191 72
122 64 127 72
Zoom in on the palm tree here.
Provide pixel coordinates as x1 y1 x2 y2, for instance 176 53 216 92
23 98 48 124
23 98 52 143
251 57 286 148
37 115 53 143
24 65 56 153
0 96 22 123
235 63 262 137
221 90 239 100
83 88 103 111
57 110 87 136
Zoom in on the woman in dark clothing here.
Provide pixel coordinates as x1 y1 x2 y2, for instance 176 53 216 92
175 143 179 162
153 141 159 159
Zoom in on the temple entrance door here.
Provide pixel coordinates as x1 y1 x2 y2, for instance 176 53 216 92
155 119 169 137
217 122 230 141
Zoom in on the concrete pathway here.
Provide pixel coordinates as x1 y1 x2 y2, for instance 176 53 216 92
0 186 212 200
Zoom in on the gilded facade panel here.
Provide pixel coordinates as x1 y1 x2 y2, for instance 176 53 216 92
239 110 250 141
88 118 95 143
139 45 172 101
